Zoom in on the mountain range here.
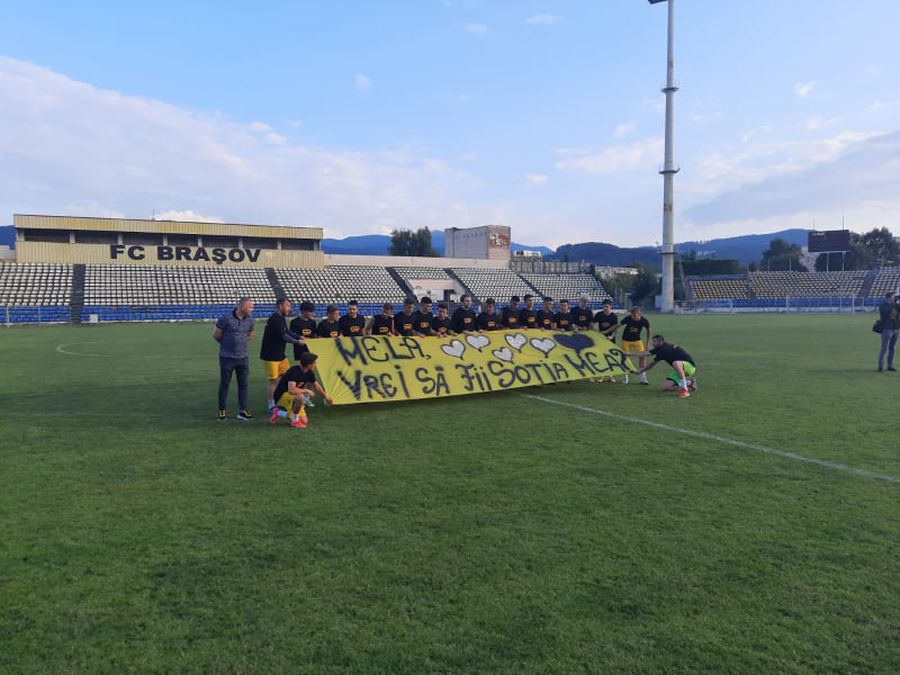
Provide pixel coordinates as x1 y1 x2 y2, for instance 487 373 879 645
0 224 809 267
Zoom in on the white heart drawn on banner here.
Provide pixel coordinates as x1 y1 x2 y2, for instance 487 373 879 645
440 339 466 360
505 333 527 352
466 334 490 351
530 338 556 356
492 347 514 362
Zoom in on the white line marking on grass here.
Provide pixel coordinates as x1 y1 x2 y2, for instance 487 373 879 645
523 394 900 485
56 343 196 359
56 342 110 358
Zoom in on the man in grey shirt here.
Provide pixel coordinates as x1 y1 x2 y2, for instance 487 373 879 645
214 297 255 420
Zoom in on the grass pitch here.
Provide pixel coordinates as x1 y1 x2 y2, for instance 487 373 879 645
1 314 898 673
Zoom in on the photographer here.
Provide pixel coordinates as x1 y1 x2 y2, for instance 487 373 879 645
876 292 898 372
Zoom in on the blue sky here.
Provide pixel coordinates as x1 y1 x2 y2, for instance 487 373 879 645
1 1 899 247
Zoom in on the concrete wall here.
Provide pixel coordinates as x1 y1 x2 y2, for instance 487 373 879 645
444 225 511 261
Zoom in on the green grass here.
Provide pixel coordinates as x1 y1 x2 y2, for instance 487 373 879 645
1 314 898 673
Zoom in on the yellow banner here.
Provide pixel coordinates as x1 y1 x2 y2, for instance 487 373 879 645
313 330 635 405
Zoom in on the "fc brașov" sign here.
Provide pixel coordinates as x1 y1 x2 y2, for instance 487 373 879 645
110 244 262 265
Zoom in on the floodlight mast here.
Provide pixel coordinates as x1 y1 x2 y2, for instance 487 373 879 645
650 0 678 312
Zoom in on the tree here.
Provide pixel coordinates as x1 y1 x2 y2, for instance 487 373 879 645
390 227 438 257
812 228 898 271
629 263 661 307
760 237 807 271
860 227 899 266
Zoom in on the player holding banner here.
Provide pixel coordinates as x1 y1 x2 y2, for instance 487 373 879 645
630 335 698 398
269 352 333 428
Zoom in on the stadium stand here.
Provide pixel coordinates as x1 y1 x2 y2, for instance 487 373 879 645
84 265 274 306
749 271 867 299
7 259 899 324
687 277 749 301
81 265 276 322
519 272 611 303
450 267 536 301
869 267 900 298
392 266 451 280
0 263 72 306
276 266 406 305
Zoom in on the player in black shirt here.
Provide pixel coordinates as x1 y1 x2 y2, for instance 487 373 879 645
394 298 417 336
631 335 697 397
477 298 500 331
536 297 555 330
432 303 452 336
339 300 367 337
289 301 317 360
369 302 396 336
260 297 303 412
554 300 573 331
594 299 619 337
519 294 538 329
501 295 521 329
616 306 651 384
451 294 477 333
413 297 434 336
571 295 594 331
592 299 620 383
268 351 333 428
316 305 342 338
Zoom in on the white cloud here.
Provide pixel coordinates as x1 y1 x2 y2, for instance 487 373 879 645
794 81 815 98
613 121 636 139
805 116 842 131
464 23 488 35
690 110 723 124
155 210 223 223
525 174 548 186
642 97 664 114
740 126 773 144
526 14 564 25
354 73 373 90
869 99 900 111
0 56 490 239
685 131 900 227
555 137 664 174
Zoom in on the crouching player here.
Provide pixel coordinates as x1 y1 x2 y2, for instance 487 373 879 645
269 352 333 428
632 335 698 398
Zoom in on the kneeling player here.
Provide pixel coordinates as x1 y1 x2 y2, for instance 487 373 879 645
269 352 333 428
632 335 697 398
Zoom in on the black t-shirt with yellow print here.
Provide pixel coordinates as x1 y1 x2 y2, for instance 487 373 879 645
339 314 366 337
477 311 500 331
289 316 316 360
394 312 417 336
371 314 394 335
316 319 341 338
536 309 555 329
620 316 650 342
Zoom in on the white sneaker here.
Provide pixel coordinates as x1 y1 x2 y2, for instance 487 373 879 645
623 374 629 384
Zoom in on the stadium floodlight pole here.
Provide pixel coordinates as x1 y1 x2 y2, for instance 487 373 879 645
650 0 678 312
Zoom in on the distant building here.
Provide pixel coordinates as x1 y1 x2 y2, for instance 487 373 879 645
595 266 639 278
513 249 541 259
444 225 510 261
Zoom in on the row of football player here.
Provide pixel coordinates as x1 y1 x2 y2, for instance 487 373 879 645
279 294 644 340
